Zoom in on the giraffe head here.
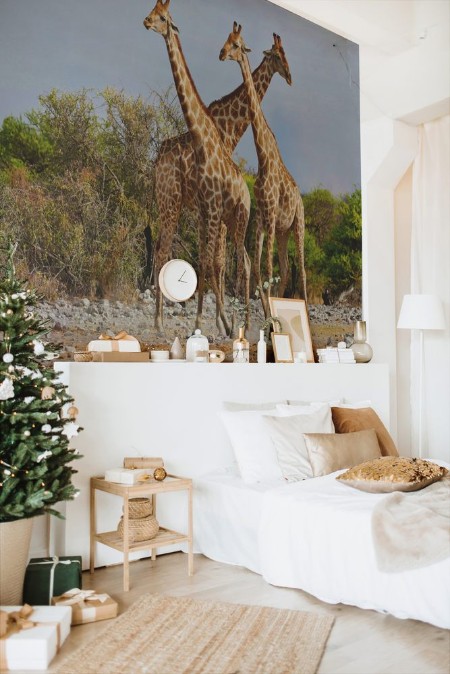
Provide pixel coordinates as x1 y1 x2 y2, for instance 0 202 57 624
263 33 292 86
143 0 179 36
219 22 251 64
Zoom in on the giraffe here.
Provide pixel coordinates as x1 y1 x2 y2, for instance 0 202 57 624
220 25 307 317
144 0 251 335
153 37 292 333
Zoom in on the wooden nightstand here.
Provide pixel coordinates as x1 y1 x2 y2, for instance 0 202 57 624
90 474 193 591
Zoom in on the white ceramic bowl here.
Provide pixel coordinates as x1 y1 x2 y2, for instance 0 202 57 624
151 350 170 361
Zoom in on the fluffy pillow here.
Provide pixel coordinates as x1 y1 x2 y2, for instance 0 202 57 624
223 401 286 412
331 406 398 457
276 402 335 424
337 457 448 493
287 399 342 407
263 406 334 481
220 410 283 483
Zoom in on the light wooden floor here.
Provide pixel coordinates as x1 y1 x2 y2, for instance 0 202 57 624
36 553 450 674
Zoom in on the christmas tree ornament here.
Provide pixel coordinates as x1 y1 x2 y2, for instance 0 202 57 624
23 430 31 437
41 386 55 400
0 378 14 400
67 405 79 419
2 353 14 363
33 340 45 356
62 421 80 439
41 424 52 433
153 467 167 481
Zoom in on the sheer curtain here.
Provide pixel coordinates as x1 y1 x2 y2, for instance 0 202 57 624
410 115 450 461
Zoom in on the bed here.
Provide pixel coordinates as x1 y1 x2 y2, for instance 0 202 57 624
192 402 450 629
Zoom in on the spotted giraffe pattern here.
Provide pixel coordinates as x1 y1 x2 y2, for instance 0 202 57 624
220 25 307 317
144 0 250 335
154 48 292 332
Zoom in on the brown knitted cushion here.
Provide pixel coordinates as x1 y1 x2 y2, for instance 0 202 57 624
331 407 398 457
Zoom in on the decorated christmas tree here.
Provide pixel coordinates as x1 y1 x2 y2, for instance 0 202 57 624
0 242 81 522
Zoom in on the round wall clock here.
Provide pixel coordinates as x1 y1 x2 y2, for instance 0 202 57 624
158 259 198 302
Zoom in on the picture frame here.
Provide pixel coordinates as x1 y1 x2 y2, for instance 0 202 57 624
271 333 294 363
268 298 314 363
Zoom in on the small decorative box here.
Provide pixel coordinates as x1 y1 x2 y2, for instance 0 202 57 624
23 556 82 606
52 588 118 625
104 468 152 485
0 604 71 670
87 331 141 353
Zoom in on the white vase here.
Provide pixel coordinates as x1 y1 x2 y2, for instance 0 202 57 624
0 518 33 605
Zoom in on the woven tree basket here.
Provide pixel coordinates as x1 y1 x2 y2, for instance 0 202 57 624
117 515 159 542
125 497 152 519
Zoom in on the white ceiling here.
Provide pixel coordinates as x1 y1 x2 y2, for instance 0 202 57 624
267 0 450 124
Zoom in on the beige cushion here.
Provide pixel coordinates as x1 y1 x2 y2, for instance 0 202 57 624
304 429 381 477
337 457 448 493
331 407 398 457
263 406 334 481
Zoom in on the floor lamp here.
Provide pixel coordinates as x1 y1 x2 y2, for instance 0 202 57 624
397 294 446 458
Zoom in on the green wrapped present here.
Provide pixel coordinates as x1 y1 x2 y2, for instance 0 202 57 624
23 556 82 605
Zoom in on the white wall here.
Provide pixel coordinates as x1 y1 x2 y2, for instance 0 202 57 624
269 0 450 459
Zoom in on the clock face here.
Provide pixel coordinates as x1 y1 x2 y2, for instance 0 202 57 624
159 259 197 302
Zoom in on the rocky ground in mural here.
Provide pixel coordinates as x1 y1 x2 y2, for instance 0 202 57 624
36 291 362 358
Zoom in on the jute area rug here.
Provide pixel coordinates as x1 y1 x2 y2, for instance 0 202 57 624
56 593 334 674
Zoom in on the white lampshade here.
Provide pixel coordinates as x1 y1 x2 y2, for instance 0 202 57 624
397 294 446 330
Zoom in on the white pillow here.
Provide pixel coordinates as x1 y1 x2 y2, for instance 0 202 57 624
223 400 286 412
287 399 342 407
338 400 372 408
276 402 336 424
263 406 335 481
220 410 284 484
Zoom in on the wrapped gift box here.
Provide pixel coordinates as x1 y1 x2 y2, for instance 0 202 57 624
23 556 82 606
91 351 148 362
104 468 152 485
52 589 118 625
88 332 140 353
0 604 71 670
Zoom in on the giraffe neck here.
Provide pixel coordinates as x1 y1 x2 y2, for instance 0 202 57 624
164 29 215 147
239 53 277 169
208 57 273 152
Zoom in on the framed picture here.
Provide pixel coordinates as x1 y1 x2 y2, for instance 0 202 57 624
271 333 294 363
269 298 314 363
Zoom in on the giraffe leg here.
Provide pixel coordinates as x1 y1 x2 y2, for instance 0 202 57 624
253 212 264 299
195 217 207 331
276 229 290 297
293 199 307 301
154 169 182 334
262 216 277 318
214 223 228 336
234 203 251 334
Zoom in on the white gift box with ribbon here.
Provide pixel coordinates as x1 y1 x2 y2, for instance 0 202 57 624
87 331 141 353
52 588 118 625
104 468 151 485
0 605 71 670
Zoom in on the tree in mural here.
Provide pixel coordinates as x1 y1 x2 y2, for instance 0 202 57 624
219 25 306 317
144 0 251 336
0 242 81 521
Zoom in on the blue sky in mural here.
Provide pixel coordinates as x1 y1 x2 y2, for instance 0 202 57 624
0 0 360 195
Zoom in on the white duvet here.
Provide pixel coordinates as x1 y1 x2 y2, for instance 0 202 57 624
194 463 450 629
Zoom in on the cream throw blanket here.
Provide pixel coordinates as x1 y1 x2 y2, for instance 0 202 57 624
372 477 450 573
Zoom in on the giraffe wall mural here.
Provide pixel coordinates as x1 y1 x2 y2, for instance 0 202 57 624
0 0 361 353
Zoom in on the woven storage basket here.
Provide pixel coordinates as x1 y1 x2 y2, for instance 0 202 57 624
117 515 159 542
125 497 152 519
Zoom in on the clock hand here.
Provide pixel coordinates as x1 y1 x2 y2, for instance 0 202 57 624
178 270 186 282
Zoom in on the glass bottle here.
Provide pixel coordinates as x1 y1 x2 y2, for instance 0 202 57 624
257 329 267 364
233 327 250 363
186 329 209 362
350 321 373 363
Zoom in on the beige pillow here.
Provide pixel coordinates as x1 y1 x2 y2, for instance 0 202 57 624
337 457 448 493
263 405 334 481
304 429 381 477
331 407 398 457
